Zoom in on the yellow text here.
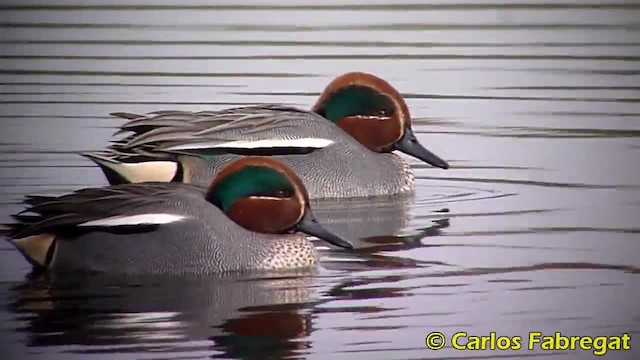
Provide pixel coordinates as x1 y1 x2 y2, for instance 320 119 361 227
452 332 522 351
528 332 631 356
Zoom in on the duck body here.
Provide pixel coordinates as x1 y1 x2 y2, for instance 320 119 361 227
86 105 414 199
177 138 414 199
84 72 449 199
22 185 314 274
7 157 353 275
181 152 412 199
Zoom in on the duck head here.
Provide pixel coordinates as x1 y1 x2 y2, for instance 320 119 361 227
312 72 449 169
206 156 354 249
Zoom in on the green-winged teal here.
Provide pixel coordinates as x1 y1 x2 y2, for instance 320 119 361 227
83 72 449 199
6 157 354 275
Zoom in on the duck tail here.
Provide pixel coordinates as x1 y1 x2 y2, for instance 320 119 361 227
3 210 56 270
80 151 136 185
6 232 57 270
110 112 143 120
80 150 180 185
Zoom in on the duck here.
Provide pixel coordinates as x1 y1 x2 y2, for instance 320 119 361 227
6 156 354 275
82 72 450 199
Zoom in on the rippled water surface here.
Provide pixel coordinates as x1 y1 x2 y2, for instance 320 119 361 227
1 1 639 359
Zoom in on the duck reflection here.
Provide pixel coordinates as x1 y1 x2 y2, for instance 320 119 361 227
318 217 451 272
212 308 312 359
8 270 317 359
309 195 450 270
309 195 415 245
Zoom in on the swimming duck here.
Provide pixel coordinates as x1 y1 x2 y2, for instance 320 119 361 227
82 72 449 199
6 157 354 275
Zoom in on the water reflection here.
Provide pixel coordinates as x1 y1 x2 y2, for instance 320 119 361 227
7 258 454 359
9 270 318 358
310 195 414 245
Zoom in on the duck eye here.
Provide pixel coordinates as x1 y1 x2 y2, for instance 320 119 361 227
275 189 293 198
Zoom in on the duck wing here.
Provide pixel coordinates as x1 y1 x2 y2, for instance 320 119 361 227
8 183 204 239
109 104 335 156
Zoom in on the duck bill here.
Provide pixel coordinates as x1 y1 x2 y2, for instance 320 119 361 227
394 128 450 169
296 209 354 249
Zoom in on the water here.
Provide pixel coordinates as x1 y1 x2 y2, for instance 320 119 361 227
1 1 639 359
